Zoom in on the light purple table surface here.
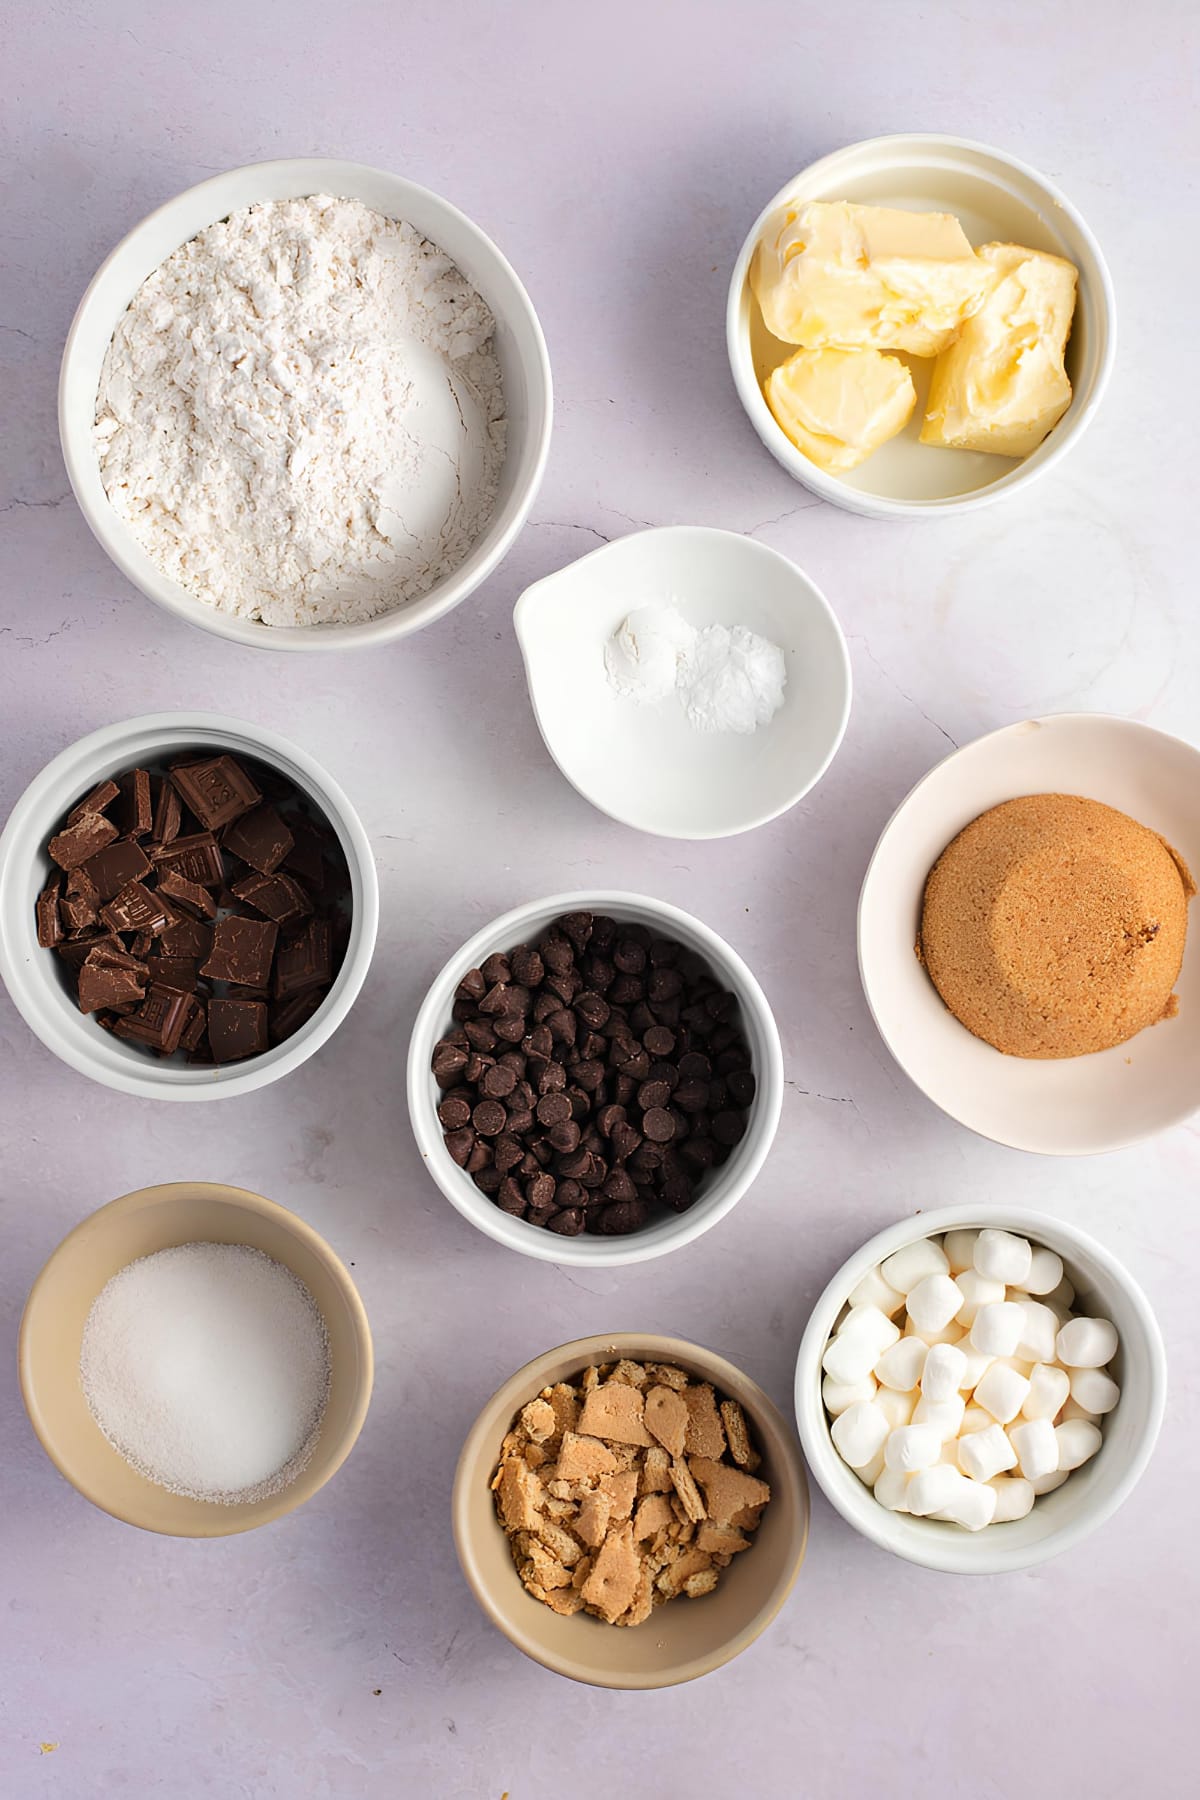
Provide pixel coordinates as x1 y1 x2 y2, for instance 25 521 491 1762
3 2 1198 1795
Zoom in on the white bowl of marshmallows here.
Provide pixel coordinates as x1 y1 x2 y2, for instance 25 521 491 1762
795 1207 1165 1573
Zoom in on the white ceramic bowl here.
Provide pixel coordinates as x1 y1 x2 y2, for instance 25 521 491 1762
858 713 1200 1154
727 134 1115 517
795 1205 1166 1574
0 713 379 1098
513 527 851 839
407 892 783 1265
59 158 552 649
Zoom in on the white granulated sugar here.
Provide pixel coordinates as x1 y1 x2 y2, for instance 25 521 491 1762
80 1242 331 1503
94 195 506 627
603 602 787 734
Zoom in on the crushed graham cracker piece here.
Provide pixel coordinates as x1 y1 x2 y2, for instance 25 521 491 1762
580 1364 600 1392
554 1431 618 1483
520 1398 557 1443
582 1521 641 1624
519 1540 573 1591
685 1568 719 1599
598 1469 638 1521
644 1383 689 1459
633 1493 676 1540
640 1446 674 1493
697 1522 751 1556
618 1563 656 1628
683 1383 727 1459
609 1358 648 1389
533 1517 583 1567
688 1456 771 1526
657 1546 713 1596
497 1457 546 1531
577 1381 654 1447
670 1456 707 1523
546 1382 579 1437
575 1489 611 1548
544 1585 586 1616
645 1361 690 1391
720 1399 760 1471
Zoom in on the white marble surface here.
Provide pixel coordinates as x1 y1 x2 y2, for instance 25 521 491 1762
2 2 1197 1794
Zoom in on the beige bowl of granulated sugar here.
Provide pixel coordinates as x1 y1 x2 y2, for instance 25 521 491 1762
19 1183 373 1535
59 158 552 651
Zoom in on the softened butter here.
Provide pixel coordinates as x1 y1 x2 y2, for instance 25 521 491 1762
764 346 916 473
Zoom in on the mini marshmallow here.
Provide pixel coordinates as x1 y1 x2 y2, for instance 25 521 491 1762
973 1228 1033 1287
873 1466 912 1513
1030 1469 1069 1496
830 1400 890 1470
974 1362 1031 1425
858 1446 887 1486
1056 1317 1119 1369
1015 1300 1060 1366
904 1317 966 1347
875 1337 928 1392
875 1386 916 1429
905 1273 965 1336
1049 1276 1076 1312
989 1476 1035 1522
822 1374 878 1416
913 1394 965 1442
1055 1419 1103 1471
1060 1397 1100 1424
938 1440 962 1466
960 1404 992 1435
953 1269 1006 1327
885 1423 942 1473
956 1345 994 1391
848 1265 906 1318
839 1304 902 1354
957 1423 1018 1483
942 1229 980 1274
921 1342 969 1402
970 1301 1026 1358
1009 1417 1059 1481
934 1473 998 1532
1021 1362 1070 1421
880 1237 950 1296
1069 1368 1120 1415
822 1332 881 1386
1024 1246 1065 1295
906 1464 967 1517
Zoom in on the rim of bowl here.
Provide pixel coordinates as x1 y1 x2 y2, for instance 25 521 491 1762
0 711 380 1098
856 711 1200 1154
452 1331 810 1687
406 891 784 1265
58 157 553 650
18 1181 375 1537
512 526 853 841
794 1203 1166 1573
725 132 1117 519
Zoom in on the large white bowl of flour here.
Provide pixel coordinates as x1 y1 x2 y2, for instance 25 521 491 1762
60 159 552 650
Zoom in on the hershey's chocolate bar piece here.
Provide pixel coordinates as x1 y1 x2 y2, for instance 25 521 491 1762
55 930 120 969
179 999 208 1053
48 813 118 871
160 915 213 961
60 890 98 934
150 776 183 845
282 815 330 888
152 832 224 888
149 956 198 992
77 944 149 1013
157 868 217 919
115 768 153 837
208 996 269 1063
67 779 121 825
231 869 313 925
201 916 278 988
273 918 332 998
222 804 294 876
36 877 63 947
100 879 171 936
112 983 195 1055
170 755 261 830
270 987 326 1043
82 838 152 901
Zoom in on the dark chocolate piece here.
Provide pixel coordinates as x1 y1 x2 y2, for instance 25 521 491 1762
48 813 118 871
82 838 153 902
115 768 153 837
60 890 98 934
35 878 63 947
77 944 149 1013
160 915 214 961
55 930 120 969
208 997 270 1063
100 880 171 936
273 918 332 997
282 815 329 888
112 983 194 1055
151 832 224 888
150 776 182 845
170 755 261 830
230 870 312 924
157 868 217 920
67 779 121 824
150 956 198 992
269 988 325 1043
200 916 278 988
222 804 294 875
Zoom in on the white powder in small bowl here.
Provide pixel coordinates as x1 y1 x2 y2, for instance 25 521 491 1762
603 602 787 734
80 1242 331 1504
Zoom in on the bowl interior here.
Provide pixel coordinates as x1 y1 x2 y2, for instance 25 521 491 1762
732 136 1110 510
796 1209 1162 1574
61 158 550 647
513 528 851 839
20 1184 372 1536
409 894 783 1265
0 715 373 1096
454 1335 809 1687
858 715 1200 1154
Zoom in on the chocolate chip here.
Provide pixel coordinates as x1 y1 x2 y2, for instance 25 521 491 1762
727 1068 757 1107
480 1063 518 1099
438 1096 473 1130
598 1199 649 1234
472 1099 508 1137
642 1107 675 1143
713 1110 747 1146
433 1041 469 1086
547 1207 584 1236
643 1024 676 1056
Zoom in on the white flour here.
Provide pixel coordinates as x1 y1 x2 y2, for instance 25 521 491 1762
94 195 506 627
604 602 787 733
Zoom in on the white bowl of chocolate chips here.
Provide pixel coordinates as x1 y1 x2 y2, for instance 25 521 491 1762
0 713 378 1099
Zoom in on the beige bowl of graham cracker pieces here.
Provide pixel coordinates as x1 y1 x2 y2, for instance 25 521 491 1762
452 1333 809 1688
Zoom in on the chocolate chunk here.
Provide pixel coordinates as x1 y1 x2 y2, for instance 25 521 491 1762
113 983 194 1055
114 768 153 837
77 944 149 1013
55 930 120 970
60 889 98 935
36 877 63 947
67 779 121 824
201 916 278 988
152 832 224 888
269 989 325 1044
281 815 328 887
170 755 261 830
157 868 218 919
179 1000 208 1053
150 956 198 992
160 915 213 961
208 996 270 1062
82 838 153 902
222 803 294 875
272 918 331 997
230 870 312 924
150 776 182 845
100 879 171 936
48 813 119 871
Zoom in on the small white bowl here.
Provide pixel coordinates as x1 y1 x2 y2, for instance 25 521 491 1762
727 134 1115 517
59 158 552 650
858 713 1200 1155
406 891 783 1265
513 527 851 839
0 713 379 1099
794 1205 1166 1574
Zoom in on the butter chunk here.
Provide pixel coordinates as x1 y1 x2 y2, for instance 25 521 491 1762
920 242 1078 457
752 200 995 355
765 347 916 473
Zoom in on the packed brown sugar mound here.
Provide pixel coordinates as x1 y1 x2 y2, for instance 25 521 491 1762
491 1358 770 1626
918 793 1194 1059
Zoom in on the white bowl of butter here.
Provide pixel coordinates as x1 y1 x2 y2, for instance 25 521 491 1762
726 135 1115 517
